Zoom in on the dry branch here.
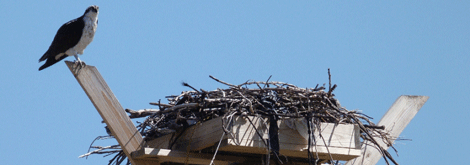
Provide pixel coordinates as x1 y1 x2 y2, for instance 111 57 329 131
125 109 160 118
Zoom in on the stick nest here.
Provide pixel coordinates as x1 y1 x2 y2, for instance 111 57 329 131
83 72 400 165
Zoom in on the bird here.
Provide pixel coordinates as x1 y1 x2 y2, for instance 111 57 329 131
38 5 99 71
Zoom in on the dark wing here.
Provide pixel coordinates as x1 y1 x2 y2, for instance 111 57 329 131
39 16 85 62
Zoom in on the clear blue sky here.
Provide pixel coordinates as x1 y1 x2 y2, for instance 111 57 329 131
1 1 469 164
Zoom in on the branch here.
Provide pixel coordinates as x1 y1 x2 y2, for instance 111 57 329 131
125 109 160 118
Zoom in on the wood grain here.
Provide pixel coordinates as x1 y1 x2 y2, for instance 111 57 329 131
345 95 429 165
66 61 144 165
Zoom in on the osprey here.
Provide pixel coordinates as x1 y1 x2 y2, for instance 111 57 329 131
38 5 99 71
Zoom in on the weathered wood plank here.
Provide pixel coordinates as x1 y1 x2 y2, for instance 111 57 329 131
147 115 361 161
132 148 244 165
345 95 429 165
132 147 315 165
219 116 361 160
65 61 144 165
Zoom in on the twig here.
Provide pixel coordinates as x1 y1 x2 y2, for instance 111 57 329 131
79 145 121 158
125 109 160 118
182 82 200 93
209 75 237 88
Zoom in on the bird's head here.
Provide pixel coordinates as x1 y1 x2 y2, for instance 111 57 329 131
84 5 99 20
85 5 99 14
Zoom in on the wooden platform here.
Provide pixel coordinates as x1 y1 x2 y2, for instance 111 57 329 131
66 62 429 165
137 115 361 163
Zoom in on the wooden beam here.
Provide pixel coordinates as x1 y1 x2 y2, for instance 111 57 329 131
133 147 317 165
219 116 361 160
146 115 361 161
65 61 144 165
345 95 429 165
132 148 245 165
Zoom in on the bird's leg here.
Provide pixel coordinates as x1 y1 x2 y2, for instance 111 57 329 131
73 54 86 75
74 55 86 67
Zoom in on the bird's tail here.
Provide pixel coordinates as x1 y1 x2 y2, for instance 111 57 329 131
39 60 55 71
39 52 48 62
39 55 67 71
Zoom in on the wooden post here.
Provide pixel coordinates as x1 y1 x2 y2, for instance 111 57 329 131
66 62 145 165
345 95 429 165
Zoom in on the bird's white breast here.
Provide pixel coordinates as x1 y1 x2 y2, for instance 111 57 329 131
66 12 98 56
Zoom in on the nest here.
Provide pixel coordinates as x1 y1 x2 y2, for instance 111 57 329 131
82 71 399 165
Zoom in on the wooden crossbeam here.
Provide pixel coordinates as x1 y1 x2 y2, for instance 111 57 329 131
132 148 245 165
145 116 361 161
65 61 144 165
345 95 429 165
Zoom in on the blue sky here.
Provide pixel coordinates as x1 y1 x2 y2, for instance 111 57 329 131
1 1 469 164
